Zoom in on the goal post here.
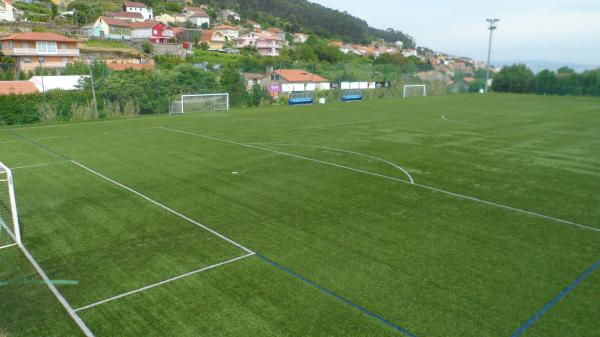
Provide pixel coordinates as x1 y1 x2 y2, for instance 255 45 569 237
403 84 427 98
0 162 21 249
170 93 230 114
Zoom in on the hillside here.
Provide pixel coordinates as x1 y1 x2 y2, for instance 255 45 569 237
71 0 415 47
205 0 415 46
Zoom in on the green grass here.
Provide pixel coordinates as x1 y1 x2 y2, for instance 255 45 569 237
82 40 131 49
0 94 599 337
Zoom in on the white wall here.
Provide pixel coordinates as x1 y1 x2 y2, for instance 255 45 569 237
30 76 89 92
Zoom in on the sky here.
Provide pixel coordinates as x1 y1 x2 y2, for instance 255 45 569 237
310 0 600 66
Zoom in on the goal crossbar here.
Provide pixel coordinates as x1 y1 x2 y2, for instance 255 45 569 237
0 162 21 247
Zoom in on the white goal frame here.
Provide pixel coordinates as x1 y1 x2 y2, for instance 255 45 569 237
170 93 230 114
0 162 21 247
403 85 427 98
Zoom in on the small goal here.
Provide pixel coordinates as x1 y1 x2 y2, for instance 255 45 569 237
0 162 21 249
403 85 427 98
170 93 229 114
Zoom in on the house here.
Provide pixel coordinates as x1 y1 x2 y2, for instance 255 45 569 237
130 21 174 44
214 24 241 40
105 11 145 22
200 30 225 50
123 1 153 20
266 27 286 41
0 81 38 95
0 32 79 71
0 0 16 22
155 12 186 25
242 72 264 90
219 9 240 22
292 33 308 44
90 17 132 40
182 6 210 27
261 69 330 95
236 31 283 57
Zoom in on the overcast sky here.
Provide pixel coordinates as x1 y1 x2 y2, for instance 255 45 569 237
310 0 600 66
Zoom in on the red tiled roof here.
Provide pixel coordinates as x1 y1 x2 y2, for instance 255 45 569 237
129 20 163 29
100 17 131 27
214 24 239 31
0 81 39 95
106 11 144 19
267 27 283 33
123 2 146 8
273 69 328 83
200 30 221 42
172 27 185 35
107 63 155 71
0 32 76 42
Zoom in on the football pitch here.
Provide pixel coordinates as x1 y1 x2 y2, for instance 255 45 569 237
0 94 599 337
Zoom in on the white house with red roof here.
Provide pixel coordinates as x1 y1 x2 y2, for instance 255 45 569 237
0 0 16 22
122 1 153 20
130 21 174 44
214 24 241 40
91 16 132 40
182 6 210 27
236 31 283 57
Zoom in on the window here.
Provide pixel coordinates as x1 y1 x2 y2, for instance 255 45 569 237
62 57 69 63
36 41 57 53
8 41 14 49
23 42 29 49
39 57 45 64
61 43 67 49
24 57 32 64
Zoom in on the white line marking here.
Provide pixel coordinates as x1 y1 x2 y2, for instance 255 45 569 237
247 143 414 184
161 127 600 234
0 243 17 250
0 221 95 337
10 160 71 171
71 160 254 254
441 113 480 127
74 253 255 312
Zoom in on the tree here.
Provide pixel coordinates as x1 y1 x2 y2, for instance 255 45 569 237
251 83 269 106
219 64 247 107
492 64 535 93
535 70 557 95
67 1 102 26
142 41 154 54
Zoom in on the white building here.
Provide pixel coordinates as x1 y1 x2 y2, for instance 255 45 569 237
0 0 16 22
122 1 153 20
183 6 210 27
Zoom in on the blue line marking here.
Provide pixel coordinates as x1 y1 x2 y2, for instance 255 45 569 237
256 253 417 337
510 258 600 337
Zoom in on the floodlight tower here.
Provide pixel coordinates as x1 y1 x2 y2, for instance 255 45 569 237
484 18 499 93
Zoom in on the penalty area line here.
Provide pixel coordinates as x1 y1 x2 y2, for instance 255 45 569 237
70 160 254 254
10 160 71 171
74 252 255 312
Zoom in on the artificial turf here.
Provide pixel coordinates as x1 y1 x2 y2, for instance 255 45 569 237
0 94 598 337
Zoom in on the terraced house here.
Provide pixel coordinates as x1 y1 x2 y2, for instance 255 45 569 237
0 32 79 71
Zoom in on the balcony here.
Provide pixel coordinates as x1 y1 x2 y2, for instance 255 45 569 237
6 48 80 56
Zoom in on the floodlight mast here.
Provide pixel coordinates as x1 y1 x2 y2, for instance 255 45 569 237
484 18 499 93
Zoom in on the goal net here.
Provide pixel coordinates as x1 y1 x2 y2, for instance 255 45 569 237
170 93 229 114
403 85 427 98
0 162 21 249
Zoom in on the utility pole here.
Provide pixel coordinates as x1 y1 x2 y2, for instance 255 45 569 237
87 60 99 118
39 61 48 121
485 18 499 93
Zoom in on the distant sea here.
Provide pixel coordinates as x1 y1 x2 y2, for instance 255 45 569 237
494 60 599 73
